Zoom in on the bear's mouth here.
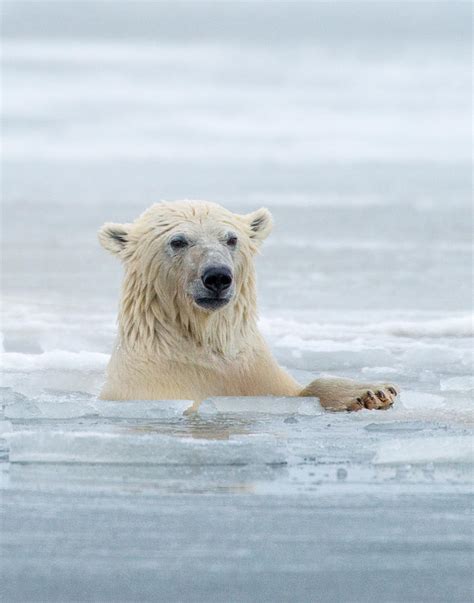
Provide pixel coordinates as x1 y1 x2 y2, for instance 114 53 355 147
194 297 231 311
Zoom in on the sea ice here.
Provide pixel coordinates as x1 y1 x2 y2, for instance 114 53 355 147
401 346 468 371
5 401 96 420
277 348 395 371
373 436 474 465
198 396 322 416
0 350 109 372
1 25 473 602
372 315 473 338
6 431 287 465
0 421 13 437
400 390 446 409
440 376 474 392
4 399 193 420
97 400 194 418
364 421 425 432
0 387 28 405
361 366 401 377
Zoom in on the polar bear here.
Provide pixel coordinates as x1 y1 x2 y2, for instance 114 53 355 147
98 200 398 411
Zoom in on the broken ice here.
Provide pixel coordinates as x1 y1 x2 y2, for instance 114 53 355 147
440 376 474 392
198 396 322 416
4 399 193 420
373 436 474 465
6 431 286 465
400 390 446 410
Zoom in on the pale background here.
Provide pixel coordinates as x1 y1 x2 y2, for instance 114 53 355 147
1 2 473 602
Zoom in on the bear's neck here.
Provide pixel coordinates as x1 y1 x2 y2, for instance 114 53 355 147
117 269 261 363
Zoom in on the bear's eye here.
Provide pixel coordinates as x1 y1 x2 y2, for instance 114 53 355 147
226 235 238 248
169 236 189 251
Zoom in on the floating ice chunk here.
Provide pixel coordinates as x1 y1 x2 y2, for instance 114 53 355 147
5 401 97 420
96 400 193 418
42 389 95 400
6 431 286 465
0 421 13 436
365 422 425 432
5 400 193 420
373 436 474 465
400 390 445 410
198 396 322 416
0 387 28 405
2 370 105 398
401 346 465 370
440 376 474 392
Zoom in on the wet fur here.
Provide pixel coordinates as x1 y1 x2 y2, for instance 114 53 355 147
99 200 398 411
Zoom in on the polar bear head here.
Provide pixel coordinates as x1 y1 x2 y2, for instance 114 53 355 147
98 201 272 349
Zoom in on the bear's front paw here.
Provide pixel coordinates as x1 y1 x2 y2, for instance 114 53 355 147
300 378 399 412
346 385 399 412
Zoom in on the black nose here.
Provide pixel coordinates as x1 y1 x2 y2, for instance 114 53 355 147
202 266 233 294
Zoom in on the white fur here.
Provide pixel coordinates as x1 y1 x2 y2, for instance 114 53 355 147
98 200 399 411
99 201 300 401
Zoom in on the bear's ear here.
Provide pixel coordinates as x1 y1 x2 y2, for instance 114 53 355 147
98 222 131 256
244 207 273 242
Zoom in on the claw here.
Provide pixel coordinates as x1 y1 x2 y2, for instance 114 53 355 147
388 386 397 396
347 400 364 411
364 391 379 409
376 390 387 400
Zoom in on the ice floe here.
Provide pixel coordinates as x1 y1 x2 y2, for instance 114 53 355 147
6 431 286 465
4 399 193 420
198 396 321 416
400 390 446 410
373 436 474 465
440 376 474 392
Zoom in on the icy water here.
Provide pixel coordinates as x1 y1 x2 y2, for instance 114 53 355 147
1 4 473 602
